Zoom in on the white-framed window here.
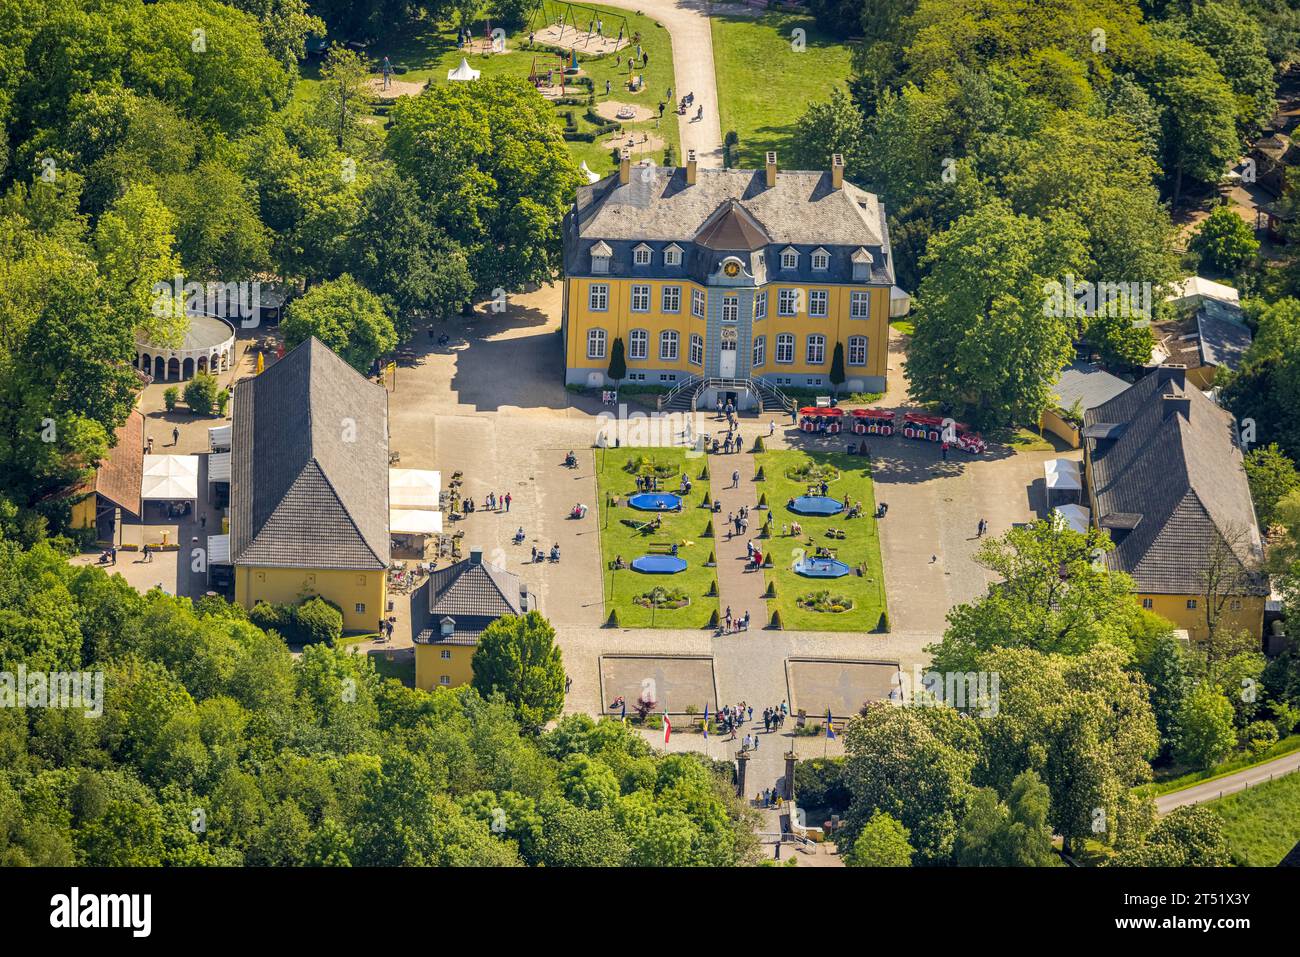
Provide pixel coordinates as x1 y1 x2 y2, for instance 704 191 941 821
780 248 798 270
629 328 648 360
1230 599 1243 611
778 289 800 317
809 289 828 318
775 333 795 364
689 333 703 366
354 603 365 614
587 328 607 359
660 330 679 361
692 289 705 318
631 284 650 312
662 285 681 313
659 372 677 382
664 244 683 266
439 675 451 686
589 283 609 311
1186 599 1198 610
592 253 610 274
850 290 870 319
811 249 830 271
755 290 767 320
1142 598 1153 610
752 335 766 368
440 649 452 660
633 244 652 266
722 295 739 322
806 334 826 365
848 335 868 366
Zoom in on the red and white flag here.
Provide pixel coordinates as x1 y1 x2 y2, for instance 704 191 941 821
663 712 672 744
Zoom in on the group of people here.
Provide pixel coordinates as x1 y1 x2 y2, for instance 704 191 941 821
780 520 804 538
721 606 750 634
744 541 764 571
723 700 789 744
531 544 561 563
97 546 118 565
726 507 750 539
634 473 662 492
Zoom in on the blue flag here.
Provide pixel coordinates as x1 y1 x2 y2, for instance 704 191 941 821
620 699 626 719
703 705 709 739
825 709 835 739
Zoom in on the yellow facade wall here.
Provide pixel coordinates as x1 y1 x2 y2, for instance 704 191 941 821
563 278 890 382
71 493 97 531
235 565 386 633
415 643 476 691
1138 593 1265 645
1039 409 1081 449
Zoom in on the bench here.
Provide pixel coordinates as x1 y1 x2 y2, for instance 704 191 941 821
647 542 676 554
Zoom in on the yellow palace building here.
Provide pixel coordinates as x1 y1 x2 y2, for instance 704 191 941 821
561 150 905 408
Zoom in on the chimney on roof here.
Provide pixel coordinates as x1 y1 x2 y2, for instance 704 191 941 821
619 148 631 186
1157 364 1186 389
686 149 697 186
831 152 845 190
1163 393 1192 420
469 548 482 565
765 151 777 188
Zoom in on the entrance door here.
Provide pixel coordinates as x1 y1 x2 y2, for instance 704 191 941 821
719 327 737 378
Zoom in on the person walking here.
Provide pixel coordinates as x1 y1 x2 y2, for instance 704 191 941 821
172 427 180 446
505 492 512 512
731 469 740 489
743 733 752 751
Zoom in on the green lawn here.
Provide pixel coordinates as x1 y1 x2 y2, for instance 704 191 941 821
710 10 855 168
753 449 886 632
597 447 719 628
295 6 679 176
1207 771 1300 866
1137 734 1300 798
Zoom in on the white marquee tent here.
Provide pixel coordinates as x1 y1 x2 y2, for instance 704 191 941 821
389 508 443 536
448 57 480 81
1043 458 1082 505
1052 504 1091 534
141 454 199 501
389 468 441 510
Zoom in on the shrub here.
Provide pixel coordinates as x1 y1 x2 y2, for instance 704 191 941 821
184 371 220 415
703 520 714 538
794 757 850 814
706 579 718 597
764 581 776 598
701 491 711 507
1241 720 1279 755
296 596 344 645
752 436 765 452
757 492 767 507
699 465 709 479
216 389 230 415
606 608 620 627
876 611 889 633
769 610 783 629
707 609 719 628
706 550 716 564
163 386 179 412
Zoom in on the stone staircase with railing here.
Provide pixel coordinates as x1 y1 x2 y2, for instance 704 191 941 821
657 376 795 415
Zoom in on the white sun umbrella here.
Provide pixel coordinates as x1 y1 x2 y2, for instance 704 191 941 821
579 161 601 184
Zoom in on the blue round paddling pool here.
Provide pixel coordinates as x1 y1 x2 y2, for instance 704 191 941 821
628 492 682 511
794 557 852 578
787 495 844 516
631 555 688 574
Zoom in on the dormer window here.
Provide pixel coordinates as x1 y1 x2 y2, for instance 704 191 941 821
664 243 683 266
440 616 455 637
780 247 799 271
591 240 612 274
633 243 652 267
851 247 874 282
811 248 830 271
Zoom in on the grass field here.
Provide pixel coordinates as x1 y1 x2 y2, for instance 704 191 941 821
597 447 719 628
1137 735 1300 798
295 6 678 176
753 449 886 632
710 10 855 168
1208 771 1300 866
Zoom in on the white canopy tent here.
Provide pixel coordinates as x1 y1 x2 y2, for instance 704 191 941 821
208 424 231 452
208 451 231 483
448 57 480 81
389 468 441 510
141 454 199 501
1044 457 1082 506
579 161 601 184
389 508 443 536
207 533 230 565
1052 504 1091 534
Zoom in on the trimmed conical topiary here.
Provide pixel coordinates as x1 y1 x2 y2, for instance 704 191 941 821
703 520 714 538
754 465 765 481
758 492 768 508
876 611 889 633
707 550 716 564
762 553 773 567
707 609 719 628
752 436 765 452
606 608 620 627
769 610 784 629
702 491 711 507
707 579 718 597
699 465 709 479
764 581 776 598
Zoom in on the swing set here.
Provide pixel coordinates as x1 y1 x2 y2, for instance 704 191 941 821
526 0 632 53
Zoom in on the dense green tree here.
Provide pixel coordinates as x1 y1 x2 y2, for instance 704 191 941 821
1244 443 1300 530
1175 682 1238 768
1109 805 1231 866
1138 632 1192 760
953 770 1059 867
791 88 865 177
1190 206 1260 275
281 274 396 373
904 201 1086 427
387 77 584 294
844 809 913 866
472 611 566 731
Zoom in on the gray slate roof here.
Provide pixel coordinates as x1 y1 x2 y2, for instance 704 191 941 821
566 165 895 285
1051 362 1132 414
412 553 533 645
1083 368 1266 596
231 337 389 570
1195 299 1253 371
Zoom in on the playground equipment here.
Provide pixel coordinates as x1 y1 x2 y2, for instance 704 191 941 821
527 0 631 52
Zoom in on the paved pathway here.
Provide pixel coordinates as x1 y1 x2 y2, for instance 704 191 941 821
598 0 724 166
1155 749 1300 815
709 444 768 631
